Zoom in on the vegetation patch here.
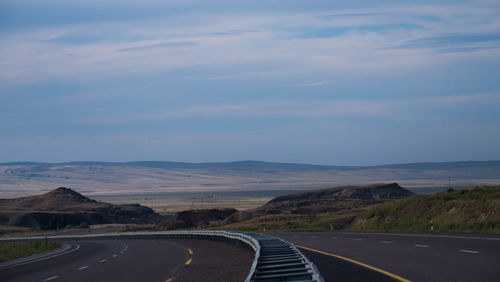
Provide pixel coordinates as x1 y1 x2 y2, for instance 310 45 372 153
0 240 62 262
351 186 500 234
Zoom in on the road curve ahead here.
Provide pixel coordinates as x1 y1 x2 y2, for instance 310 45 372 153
0 238 252 282
272 232 500 282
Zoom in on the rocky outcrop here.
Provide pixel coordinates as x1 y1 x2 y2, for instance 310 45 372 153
0 187 163 229
224 183 414 224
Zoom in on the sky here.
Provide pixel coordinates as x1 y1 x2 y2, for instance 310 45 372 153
0 0 499 166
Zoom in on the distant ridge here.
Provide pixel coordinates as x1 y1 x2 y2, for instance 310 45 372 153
1 160 499 170
377 160 500 170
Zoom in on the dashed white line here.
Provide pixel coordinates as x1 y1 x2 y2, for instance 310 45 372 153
112 254 117 258
42 275 59 281
120 251 124 254
309 236 317 238
100 259 107 263
415 244 429 248
77 266 88 270
460 249 479 254
354 238 363 241
381 241 392 244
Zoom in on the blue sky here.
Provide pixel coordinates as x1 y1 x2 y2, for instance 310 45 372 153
1 0 499 165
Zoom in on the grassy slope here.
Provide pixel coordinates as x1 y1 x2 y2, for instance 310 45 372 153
222 186 500 234
0 240 62 262
351 186 500 234
219 208 367 232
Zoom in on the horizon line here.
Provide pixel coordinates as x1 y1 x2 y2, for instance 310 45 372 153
1 159 499 168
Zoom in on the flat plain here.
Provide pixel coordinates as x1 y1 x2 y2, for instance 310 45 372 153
1 161 499 213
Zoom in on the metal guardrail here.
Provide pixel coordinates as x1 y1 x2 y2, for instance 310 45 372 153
1 230 322 282
244 232 323 282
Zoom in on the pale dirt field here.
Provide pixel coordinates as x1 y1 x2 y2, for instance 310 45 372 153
90 190 289 213
2 164 500 199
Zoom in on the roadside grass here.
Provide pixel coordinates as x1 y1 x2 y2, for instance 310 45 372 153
0 240 62 262
351 186 500 234
217 209 368 232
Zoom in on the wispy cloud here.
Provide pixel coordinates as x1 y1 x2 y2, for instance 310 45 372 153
298 80 337 87
117 41 197 52
34 93 495 126
428 93 500 104
391 33 500 53
1 2 500 83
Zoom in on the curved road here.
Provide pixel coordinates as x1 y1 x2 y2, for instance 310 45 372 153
272 232 500 282
3 232 499 282
0 238 252 282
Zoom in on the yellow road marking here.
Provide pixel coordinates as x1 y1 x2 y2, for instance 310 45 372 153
297 245 412 282
185 257 192 265
165 274 179 282
188 248 193 255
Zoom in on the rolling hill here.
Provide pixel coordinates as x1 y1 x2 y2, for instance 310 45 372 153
221 183 415 229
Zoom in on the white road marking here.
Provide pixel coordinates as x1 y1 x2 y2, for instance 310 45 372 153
460 249 479 254
77 266 88 270
112 254 117 258
42 275 59 281
120 251 124 254
100 259 107 263
354 238 363 241
381 241 392 244
415 244 429 248
309 236 317 238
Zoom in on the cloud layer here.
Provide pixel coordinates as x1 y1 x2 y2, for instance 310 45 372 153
1 0 499 164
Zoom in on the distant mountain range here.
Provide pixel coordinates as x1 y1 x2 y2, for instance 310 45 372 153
2 160 500 170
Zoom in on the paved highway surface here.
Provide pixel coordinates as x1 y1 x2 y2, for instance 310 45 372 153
272 232 500 282
0 238 252 282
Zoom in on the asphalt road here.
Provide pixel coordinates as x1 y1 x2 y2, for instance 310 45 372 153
0 238 252 282
271 232 500 282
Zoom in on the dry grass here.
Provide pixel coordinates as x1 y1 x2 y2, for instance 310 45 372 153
0 240 61 262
